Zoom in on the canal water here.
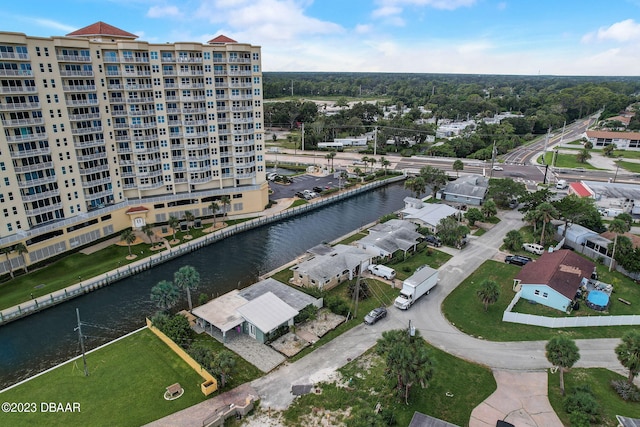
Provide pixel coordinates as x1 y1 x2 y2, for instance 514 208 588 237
0 183 410 389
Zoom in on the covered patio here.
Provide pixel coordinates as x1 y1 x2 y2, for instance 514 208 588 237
192 290 247 342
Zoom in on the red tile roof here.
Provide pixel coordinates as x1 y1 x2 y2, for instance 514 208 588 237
569 182 593 198
586 130 640 140
516 250 595 299
605 115 632 126
125 206 149 214
208 35 237 44
66 22 138 39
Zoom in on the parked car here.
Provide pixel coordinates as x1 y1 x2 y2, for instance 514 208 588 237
302 190 317 200
522 243 544 255
505 255 532 266
267 172 278 181
312 186 324 193
294 191 305 198
367 264 396 280
424 235 442 247
363 307 387 325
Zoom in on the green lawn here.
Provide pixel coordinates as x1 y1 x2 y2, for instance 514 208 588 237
540 152 602 170
617 160 640 173
284 344 496 427
548 368 640 427
442 260 640 341
387 243 452 281
0 328 209 427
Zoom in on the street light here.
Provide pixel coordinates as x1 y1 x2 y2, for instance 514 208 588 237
613 157 623 183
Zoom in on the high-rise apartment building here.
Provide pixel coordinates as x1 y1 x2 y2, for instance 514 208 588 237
0 22 267 273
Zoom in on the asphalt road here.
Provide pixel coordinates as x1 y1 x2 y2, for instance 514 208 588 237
251 208 627 410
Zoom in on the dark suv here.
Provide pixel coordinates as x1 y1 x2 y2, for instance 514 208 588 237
424 235 442 247
505 255 532 266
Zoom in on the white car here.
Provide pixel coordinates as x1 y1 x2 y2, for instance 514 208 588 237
522 243 544 255
492 165 504 171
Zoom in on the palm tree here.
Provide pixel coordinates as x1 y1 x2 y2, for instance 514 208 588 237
615 330 640 384
150 280 180 311
120 229 136 257
476 279 500 311
452 159 464 177
368 157 377 172
608 218 631 272
404 176 426 198
535 202 558 246
174 265 200 311
212 350 237 388
546 336 580 396
220 196 231 219
183 211 195 230
361 156 369 173
13 242 28 273
380 156 391 175
325 150 336 171
1 246 14 278
168 216 179 242
141 223 155 244
419 165 448 199
208 201 220 228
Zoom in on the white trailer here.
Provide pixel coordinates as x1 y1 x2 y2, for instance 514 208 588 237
394 265 439 310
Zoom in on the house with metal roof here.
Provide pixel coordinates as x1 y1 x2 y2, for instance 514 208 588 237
290 244 372 290
355 219 422 258
401 199 459 233
236 292 299 343
438 175 489 206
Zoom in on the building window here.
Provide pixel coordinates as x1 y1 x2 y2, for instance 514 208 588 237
150 51 158 60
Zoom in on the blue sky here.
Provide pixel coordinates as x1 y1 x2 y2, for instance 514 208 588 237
2 0 640 75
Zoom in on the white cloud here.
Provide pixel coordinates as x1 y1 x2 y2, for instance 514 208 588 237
147 5 182 18
371 6 403 18
582 19 640 44
373 0 476 13
32 18 76 33
355 24 372 34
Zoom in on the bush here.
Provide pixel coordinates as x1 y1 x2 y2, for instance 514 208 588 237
295 304 318 324
348 280 370 301
611 379 640 402
159 314 192 349
189 341 214 368
198 293 209 306
325 294 350 316
563 385 601 425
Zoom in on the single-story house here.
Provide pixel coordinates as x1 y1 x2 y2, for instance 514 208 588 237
556 223 613 265
192 278 321 343
401 198 459 232
355 219 422 258
290 244 372 290
567 182 594 198
513 249 595 312
585 130 640 150
438 175 488 206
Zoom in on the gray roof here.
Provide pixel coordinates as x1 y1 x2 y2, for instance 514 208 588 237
409 412 459 427
359 226 421 254
368 218 417 233
402 203 459 227
238 278 319 311
307 244 335 256
442 175 488 199
583 180 640 201
616 416 640 427
292 244 371 282
236 292 299 333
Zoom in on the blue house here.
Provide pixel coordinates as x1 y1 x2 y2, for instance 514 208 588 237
513 250 595 312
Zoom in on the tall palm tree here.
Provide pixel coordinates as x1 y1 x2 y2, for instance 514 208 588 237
404 176 426 198
608 218 631 272
168 216 179 242
174 265 200 311
380 156 391 175
208 201 220 228
212 350 237 388
183 211 195 230
476 279 500 311
13 243 28 273
535 202 558 246
615 330 640 384
120 229 136 257
141 223 155 244
546 336 580 396
368 157 377 173
220 196 231 219
1 246 14 278
361 156 369 173
150 280 180 311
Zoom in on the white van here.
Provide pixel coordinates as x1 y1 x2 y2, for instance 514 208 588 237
556 179 568 189
522 243 544 255
367 264 396 280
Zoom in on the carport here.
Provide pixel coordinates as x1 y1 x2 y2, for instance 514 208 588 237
192 290 247 342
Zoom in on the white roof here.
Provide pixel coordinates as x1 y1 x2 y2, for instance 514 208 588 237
402 203 459 227
191 290 247 332
236 292 299 333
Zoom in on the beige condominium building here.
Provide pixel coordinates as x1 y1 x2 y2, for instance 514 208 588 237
0 22 268 274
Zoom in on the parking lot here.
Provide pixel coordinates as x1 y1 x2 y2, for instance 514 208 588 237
269 173 341 200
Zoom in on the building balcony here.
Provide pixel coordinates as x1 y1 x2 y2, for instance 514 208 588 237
229 94 253 101
185 142 209 150
66 99 99 106
113 122 129 129
0 101 40 110
22 189 60 202
123 182 136 189
187 165 211 173
117 146 132 154
232 128 254 136
111 110 127 116
186 154 210 161
162 70 177 76
161 57 176 63
6 132 47 143
0 86 37 93
179 83 205 89
25 202 63 216
0 69 32 77
231 106 253 112
129 110 155 116
68 113 100 121
17 175 57 188
182 107 206 113
139 181 165 190
169 131 183 137
107 84 124 90
74 139 105 149
120 170 136 178
130 122 156 129
229 82 253 88
228 70 252 76
59 70 94 77
218 128 231 135
114 135 130 142
79 164 110 175
62 85 96 92
126 97 154 104
122 71 151 77
214 70 227 76
125 84 153 90
228 57 251 64
185 131 209 138
56 54 91 62
189 176 213 184
232 139 255 147
81 177 113 188
231 117 254 124
180 95 206 102
2 117 44 126
136 169 163 178
0 52 29 60
120 57 149 63
234 150 255 158
133 145 160 154
13 161 53 173
178 70 204 76
235 171 256 179
85 189 114 200
72 126 103 135
131 134 159 142
177 57 203 63
77 151 107 162
106 71 121 76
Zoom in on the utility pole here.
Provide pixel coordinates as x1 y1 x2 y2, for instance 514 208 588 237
559 121 566 144
75 308 89 377
301 123 305 152
489 140 496 178
290 80 293 97
373 126 378 156
543 127 551 162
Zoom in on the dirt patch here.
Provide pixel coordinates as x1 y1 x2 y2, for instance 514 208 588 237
297 309 345 338
270 332 310 357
